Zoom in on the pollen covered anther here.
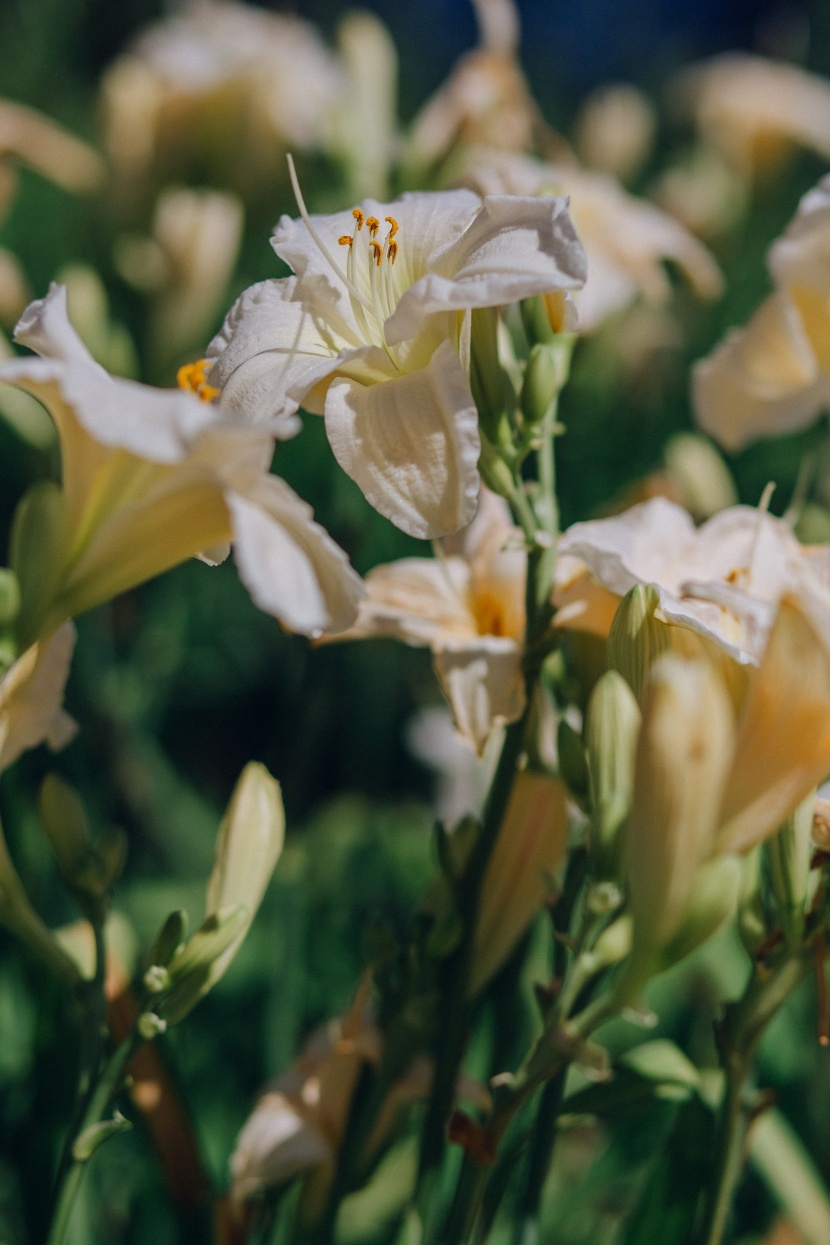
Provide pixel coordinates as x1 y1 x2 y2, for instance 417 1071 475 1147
338 235 353 247
387 240 398 264
366 216 380 238
370 241 383 266
385 216 399 239
352 208 365 230
177 358 220 402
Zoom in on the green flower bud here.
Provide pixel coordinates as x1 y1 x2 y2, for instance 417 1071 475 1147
470 307 511 444
520 344 561 428
586 670 641 879
0 570 20 627
737 849 768 957
478 435 516 499
521 295 557 345
148 909 188 968
764 789 815 946
38 774 92 888
658 855 742 970
608 584 672 704
10 481 70 648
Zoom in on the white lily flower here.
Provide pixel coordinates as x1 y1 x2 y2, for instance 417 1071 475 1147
673 54 830 178
208 183 585 538
556 496 830 665
0 623 76 773
1 285 363 642
101 0 344 192
694 175 830 451
460 150 722 330
335 490 526 752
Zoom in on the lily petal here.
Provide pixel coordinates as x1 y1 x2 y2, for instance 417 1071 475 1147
386 195 586 345
0 623 77 772
324 339 480 539
434 637 524 754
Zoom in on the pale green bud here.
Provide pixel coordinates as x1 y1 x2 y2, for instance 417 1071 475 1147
520 344 561 428
10 481 70 648
159 905 249 1025
586 670 642 878
137 1012 168 1040
608 584 672 705
663 433 737 522
470 307 510 443
38 774 92 886
143 964 171 994
478 435 516 499
0 570 20 627
521 294 557 345
658 855 742 970
737 849 768 957
148 909 188 967
765 789 815 946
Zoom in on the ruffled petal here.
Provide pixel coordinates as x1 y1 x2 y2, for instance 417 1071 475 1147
343 556 475 645
324 339 480 539
228 475 364 635
386 195 586 345
207 276 354 427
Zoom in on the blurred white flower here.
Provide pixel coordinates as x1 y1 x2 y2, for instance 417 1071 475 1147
461 150 722 330
208 184 585 538
673 53 830 178
404 0 544 174
101 0 344 193
1 285 363 642
575 83 656 184
556 496 830 665
695 175 830 450
115 185 244 367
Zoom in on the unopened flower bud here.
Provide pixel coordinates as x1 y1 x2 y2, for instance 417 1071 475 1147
607 584 671 705
470 307 510 444
478 435 516 499
137 1012 168 1040
586 670 641 879
520 344 564 428
765 789 815 945
143 964 171 994
658 855 742 970
663 433 737 522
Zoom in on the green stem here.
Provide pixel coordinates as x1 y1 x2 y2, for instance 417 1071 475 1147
46 1029 141 1245
510 1070 566 1245
694 949 811 1245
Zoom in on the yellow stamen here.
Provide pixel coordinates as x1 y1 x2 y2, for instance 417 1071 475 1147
366 216 380 237
177 358 219 403
338 235 353 247
370 241 383 266
385 216 399 238
387 239 398 265
352 208 365 230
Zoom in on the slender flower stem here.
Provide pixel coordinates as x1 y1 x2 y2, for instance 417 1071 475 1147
694 948 811 1245
46 1029 141 1245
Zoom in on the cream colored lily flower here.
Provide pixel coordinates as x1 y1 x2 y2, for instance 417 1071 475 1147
336 490 525 752
405 0 544 174
461 150 722 330
694 175 830 451
556 496 830 665
114 186 244 368
1 285 363 643
626 588 830 959
575 84 656 184
673 54 830 178
101 0 343 192
207 184 585 539
0 623 76 773
230 977 490 1212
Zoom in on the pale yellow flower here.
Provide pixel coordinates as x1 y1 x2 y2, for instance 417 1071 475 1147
1 285 363 644
556 496 830 666
0 624 76 773
673 54 830 178
575 84 656 184
101 0 344 195
336 490 526 752
625 588 830 958
115 185 244 366
694 175 830 450
461 150 722 330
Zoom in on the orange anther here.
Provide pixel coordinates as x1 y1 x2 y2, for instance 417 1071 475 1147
177 358 219 403
352 208 365 229
387 239 398 264
370 241 383 265
366 216 380 237
385 216 399 238
338 235 353 246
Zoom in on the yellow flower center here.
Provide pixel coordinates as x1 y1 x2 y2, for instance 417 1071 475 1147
177 358 220 402
338 212 399 266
